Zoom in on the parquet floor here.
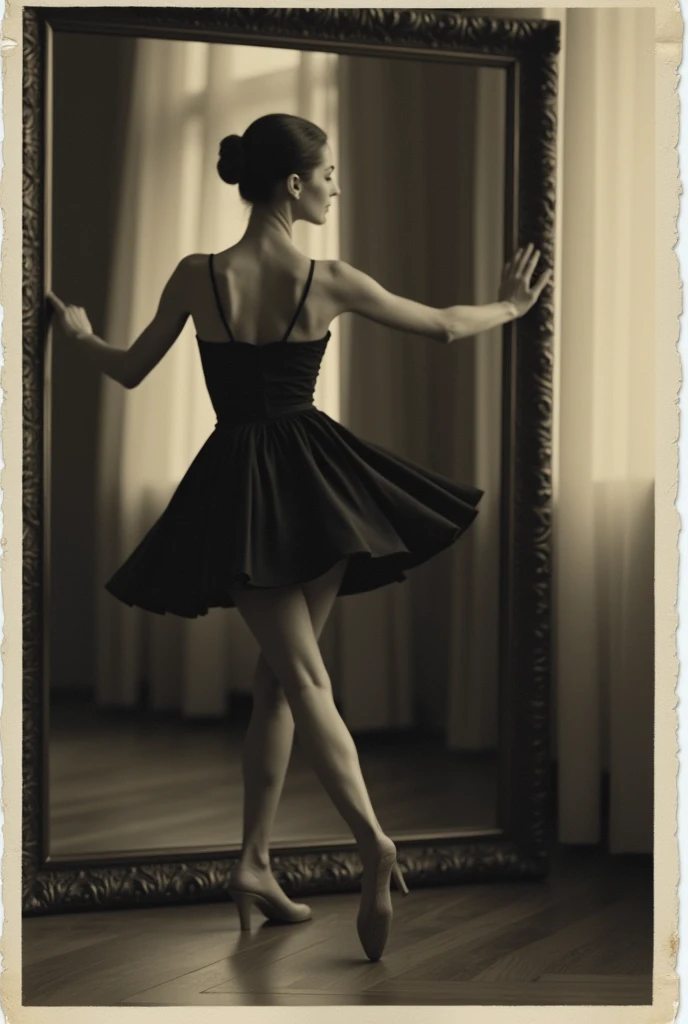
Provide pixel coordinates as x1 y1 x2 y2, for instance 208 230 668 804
23 844 652 1006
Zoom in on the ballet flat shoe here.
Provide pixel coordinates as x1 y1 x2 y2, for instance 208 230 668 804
356 855 409 962
229 886 313 931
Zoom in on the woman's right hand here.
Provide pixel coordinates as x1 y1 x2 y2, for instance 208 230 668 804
498 244 552 317
47 291 94 339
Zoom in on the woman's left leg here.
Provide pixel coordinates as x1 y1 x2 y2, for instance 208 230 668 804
233 560 346 880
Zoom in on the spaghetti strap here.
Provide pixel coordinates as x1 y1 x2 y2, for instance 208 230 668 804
208 253 236 343
281 259 315 343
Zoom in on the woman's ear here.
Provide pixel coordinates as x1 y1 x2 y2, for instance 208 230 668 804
287 173 301 200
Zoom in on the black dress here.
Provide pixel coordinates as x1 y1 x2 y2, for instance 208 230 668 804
105 254 484 617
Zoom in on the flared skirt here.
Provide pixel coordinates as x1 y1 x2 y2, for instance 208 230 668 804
104 407 484 617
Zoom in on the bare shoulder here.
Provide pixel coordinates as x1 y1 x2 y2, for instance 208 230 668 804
172 252 212 298
178 252 210 275
150 254 208 314
316 258 367 297
318 258 356 280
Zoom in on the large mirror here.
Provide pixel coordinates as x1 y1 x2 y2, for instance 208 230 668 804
23 7 559 913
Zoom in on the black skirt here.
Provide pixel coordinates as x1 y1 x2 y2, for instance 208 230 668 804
104 405 484 618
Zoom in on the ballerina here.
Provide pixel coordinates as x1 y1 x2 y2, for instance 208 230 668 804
48 112 550 961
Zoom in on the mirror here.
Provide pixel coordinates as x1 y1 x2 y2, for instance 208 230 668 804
23 6 559 913
48 32 507 859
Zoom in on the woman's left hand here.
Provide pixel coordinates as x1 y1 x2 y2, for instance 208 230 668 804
47 291 94 339
498 244 552 318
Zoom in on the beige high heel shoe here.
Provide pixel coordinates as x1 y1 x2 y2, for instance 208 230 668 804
356 852 410 961
228 885 313 931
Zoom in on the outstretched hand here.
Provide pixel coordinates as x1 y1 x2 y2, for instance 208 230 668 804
498 244 552 318
47 291 94 339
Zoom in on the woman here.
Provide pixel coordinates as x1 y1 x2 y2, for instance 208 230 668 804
48 112 550 962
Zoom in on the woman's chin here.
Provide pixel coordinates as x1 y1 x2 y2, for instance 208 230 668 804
303 211 328 227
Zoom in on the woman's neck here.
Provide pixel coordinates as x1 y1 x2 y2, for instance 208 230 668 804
242 202 295 247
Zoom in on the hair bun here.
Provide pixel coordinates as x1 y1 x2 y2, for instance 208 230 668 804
218 134 245 185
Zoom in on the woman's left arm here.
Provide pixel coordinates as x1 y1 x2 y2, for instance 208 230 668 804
47 258 190 389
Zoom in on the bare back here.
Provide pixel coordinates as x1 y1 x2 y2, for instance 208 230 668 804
186 246 338 346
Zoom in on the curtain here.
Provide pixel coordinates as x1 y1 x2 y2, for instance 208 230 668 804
553 8 655 852
331 57 504 747
94 40 340 716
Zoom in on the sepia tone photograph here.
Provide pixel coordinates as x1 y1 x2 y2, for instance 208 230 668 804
15 3 666 1013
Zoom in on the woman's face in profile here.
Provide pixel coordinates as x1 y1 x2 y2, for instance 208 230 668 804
298 144 340 225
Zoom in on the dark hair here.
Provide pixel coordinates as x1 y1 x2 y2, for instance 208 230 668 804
217 113 328 204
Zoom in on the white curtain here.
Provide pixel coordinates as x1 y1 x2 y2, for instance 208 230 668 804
95 40 340 716
552 8 655 852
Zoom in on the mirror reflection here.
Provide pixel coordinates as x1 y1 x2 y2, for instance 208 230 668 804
48 33 509 858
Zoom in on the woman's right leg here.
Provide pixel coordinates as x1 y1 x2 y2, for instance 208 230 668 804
232 577 391 856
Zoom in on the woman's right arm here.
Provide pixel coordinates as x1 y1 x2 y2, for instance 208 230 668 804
328 244 551 344
47 258 190 388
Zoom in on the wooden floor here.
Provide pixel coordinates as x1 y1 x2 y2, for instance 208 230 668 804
48 696 498 856
23 844 652 1006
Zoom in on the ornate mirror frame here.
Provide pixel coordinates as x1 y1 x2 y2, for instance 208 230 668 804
22 6 560 915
